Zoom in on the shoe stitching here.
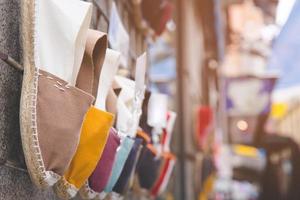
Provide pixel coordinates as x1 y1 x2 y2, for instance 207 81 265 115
30 68 61 186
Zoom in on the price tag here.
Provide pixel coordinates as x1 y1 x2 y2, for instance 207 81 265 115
147 93 168 129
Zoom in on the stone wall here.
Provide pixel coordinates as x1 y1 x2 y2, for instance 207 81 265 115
0 0 59 199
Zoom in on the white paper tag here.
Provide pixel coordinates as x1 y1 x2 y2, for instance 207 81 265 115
108 2 130 68
116 53 147 137
147 93 168 129
129 53 147 137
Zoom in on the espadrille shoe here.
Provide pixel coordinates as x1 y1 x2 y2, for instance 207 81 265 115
54 46 121 199
79 88 122 200
20 0 93 188
112 138 143 195
151 153 176 197
137 112 176 193
79 53 147 200
136 144 163 190
150 112 176 196
79 128 121 200
99 54 147 199
79 134 135 200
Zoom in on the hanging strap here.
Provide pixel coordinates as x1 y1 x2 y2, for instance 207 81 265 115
76 29 107 97
95 49 121 110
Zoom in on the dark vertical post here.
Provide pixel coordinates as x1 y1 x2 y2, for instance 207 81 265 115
175 0 186 199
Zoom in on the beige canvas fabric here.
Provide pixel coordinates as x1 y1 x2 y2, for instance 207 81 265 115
76 29 107 98
35 0 92 85
37 70 94 176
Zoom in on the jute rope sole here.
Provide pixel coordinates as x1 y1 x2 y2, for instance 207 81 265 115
20 0 60 188
54 177 78 199
79 182 107 200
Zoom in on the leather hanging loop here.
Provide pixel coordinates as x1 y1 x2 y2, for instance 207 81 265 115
76 29 108 98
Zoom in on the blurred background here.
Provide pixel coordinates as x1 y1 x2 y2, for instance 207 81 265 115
169 0 300 199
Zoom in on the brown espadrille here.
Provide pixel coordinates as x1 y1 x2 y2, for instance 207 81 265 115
20 0 94 188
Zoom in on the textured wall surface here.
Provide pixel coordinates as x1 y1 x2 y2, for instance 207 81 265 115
0 166 60 200
0 0 59 199
0 0 22 165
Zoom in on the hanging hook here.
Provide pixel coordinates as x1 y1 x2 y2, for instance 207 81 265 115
0 50 23 72
5 160 28 173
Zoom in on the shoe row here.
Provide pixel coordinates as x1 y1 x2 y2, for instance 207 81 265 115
19 0 176 199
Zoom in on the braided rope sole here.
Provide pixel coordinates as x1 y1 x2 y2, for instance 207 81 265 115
20 0 60 188
79 182 98 200
79 182 109 200
54 177 78 199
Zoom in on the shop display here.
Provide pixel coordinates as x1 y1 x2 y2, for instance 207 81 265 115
99 54 147 198
137 110 176 193
20 0 95 188
4 0 300 199
53 35 119 199
1 0 177 199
